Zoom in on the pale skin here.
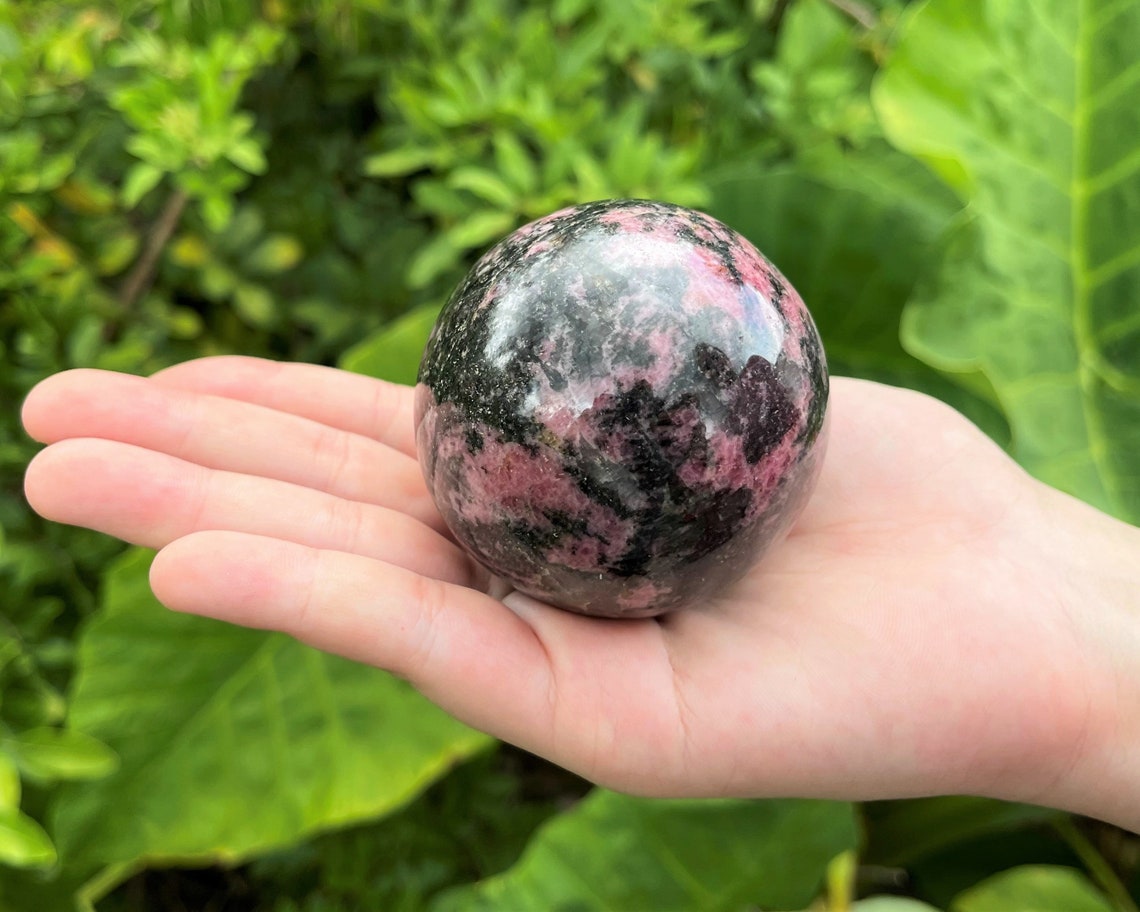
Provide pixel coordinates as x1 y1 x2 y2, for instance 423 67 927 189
20 357 1140 830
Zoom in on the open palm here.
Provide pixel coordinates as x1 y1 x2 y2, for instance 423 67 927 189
22 357 1097 806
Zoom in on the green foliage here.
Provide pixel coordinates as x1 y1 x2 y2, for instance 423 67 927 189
952 865 1117 912
1 0 1138 910
433 795 856 911
874 0 1140 524
55 549 487 877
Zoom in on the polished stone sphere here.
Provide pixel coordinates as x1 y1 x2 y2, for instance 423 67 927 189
415 199 828 618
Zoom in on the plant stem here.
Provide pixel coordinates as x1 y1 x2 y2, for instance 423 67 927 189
1055 816 1140 912
118 187 190 310
824 0 878 29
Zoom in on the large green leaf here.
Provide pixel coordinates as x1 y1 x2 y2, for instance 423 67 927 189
708 155 1010 444
431 792 857 912
951 865 1113 912
875 0 1140 522
340 302 442 386
51 550 490 879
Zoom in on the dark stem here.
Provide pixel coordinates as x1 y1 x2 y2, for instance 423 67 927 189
118 187 190 310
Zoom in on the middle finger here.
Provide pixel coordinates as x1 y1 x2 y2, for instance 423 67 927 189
25 437 482 590
23 369 445 533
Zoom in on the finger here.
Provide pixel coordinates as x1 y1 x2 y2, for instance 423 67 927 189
152 356 419 459
22 369 443 532
26 438 479 589
150 531 680 788
150 531 556 751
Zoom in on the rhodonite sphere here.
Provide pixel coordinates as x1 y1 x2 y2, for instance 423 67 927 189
415 199 828 618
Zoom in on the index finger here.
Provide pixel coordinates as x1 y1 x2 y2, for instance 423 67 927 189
153 356 419 459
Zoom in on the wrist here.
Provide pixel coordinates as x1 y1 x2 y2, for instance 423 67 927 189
1023 482 1140 830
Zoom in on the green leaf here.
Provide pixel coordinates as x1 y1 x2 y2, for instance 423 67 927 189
95 231 139 276
52 550 490 874
364 146 443 178
201 192 234 232
227 138 267 175
862 797 1062 867
121 162 164 208
708 155 1010 445
445 210 515 251
874 0 1140 522
448 166 518 209
407 234 462 289
853 900 944 912
0 808 56 869
493 131 538 195
3 728 118 785
0 753 19 809
431 792 857 912
246 235 303 274
232 282 276 326
340 303 442 386
951 865 1114 912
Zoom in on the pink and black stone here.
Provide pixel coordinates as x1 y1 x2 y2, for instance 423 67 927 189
415 199 828 618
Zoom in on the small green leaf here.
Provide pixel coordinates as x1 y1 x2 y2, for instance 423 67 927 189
445 210 514 250
121 162 164 208
227 139 267 175
952 865 1114 912
363 146 442 178
407 234 461 289
0 808 57 869
4 728 119 784
448 166 517 209
95 232 140 276
200 193 234 232
340 304 442 386
246 235 303 274
232 283 276 327
492 131 538 194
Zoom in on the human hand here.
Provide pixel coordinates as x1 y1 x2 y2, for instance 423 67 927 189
20 358 1131 819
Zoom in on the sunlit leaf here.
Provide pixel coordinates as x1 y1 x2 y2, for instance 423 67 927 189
432 792 857 912
364 146 444 178
448 166 518 209
52 550 490 876
246 235 303 274
875 0 1140 522
340 303 441 386
445 210 515 251
0 808 56 869
4 728 118 785
121 162 164 208
951 865 1113 912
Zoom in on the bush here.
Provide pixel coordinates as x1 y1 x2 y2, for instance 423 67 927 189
2 0 1138 909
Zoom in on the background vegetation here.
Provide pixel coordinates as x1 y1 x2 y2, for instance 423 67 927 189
1 0 1138 909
